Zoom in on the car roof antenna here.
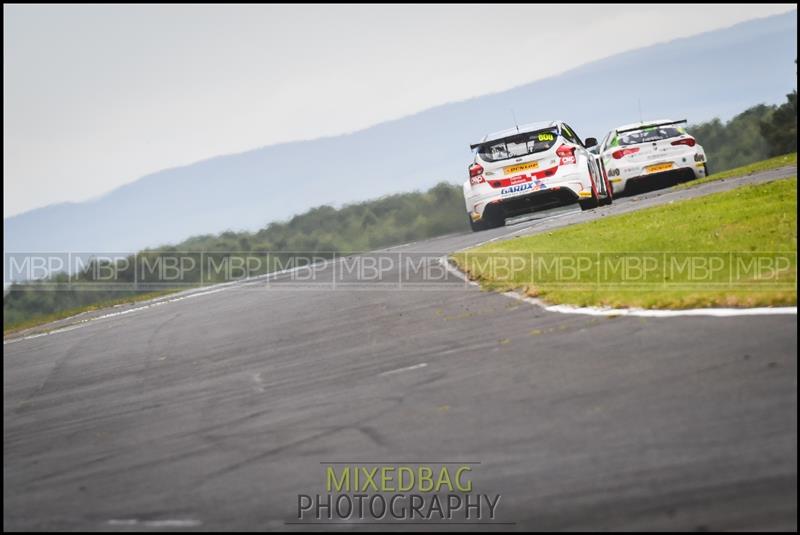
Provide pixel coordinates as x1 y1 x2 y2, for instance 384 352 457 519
511 109 520 133
637 98 643 124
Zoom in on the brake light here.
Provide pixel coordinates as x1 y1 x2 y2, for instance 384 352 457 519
556 144 575 158
469 163 485 185
612 147 640 159
671 137 696 147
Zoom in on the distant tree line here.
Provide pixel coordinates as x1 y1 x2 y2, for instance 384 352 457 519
689 61 797 171
4 182 469 329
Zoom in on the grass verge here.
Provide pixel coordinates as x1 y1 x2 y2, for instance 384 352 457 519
3 289 180 337
452 177 797 309
676 152 796 189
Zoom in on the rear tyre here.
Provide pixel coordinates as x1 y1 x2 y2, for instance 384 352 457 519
579 182 600 211
581 161 601 210
481 205 506 229
484 213 505 229
579 197 599 211
468 213 486 232
599 166 614 206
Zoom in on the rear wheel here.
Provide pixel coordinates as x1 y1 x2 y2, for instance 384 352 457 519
599 163 614 206
468 213 486 232
579 166 601 211
484 214 505 229
482 205 506 229
579 194 599 211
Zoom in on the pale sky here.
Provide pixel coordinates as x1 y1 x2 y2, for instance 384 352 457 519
3 4 796 217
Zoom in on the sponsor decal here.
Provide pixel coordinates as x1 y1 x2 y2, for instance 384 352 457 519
538 132 555 142
503 161 539 175
501 181 548 196
488 165 559 188
646 162 674 173
560 156 576 165
501 183 533 196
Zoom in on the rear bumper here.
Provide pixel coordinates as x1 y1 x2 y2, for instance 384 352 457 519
607 149 706 192
613 166 700 193
465 165 593 222
469 186 580 222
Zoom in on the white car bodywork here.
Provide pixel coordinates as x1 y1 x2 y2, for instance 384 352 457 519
598 119 707 195
463 120 609 230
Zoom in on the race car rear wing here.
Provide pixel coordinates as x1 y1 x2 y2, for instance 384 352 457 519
616 119 687 134
469 127 559 150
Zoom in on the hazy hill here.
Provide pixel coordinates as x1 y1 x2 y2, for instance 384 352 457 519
5 11 797 254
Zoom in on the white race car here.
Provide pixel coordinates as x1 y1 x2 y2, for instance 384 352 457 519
598 119 708 195
463 120 611 231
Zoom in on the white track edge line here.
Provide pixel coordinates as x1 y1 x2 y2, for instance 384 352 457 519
441 256 797 318
4 257 352 345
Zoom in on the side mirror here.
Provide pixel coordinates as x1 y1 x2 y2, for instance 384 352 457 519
584 137 598 148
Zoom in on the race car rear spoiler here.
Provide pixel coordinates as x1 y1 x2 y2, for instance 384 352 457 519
616 119 687 134
469 127 558 150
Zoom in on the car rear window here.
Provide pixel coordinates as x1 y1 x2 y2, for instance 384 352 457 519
478 128 559 162
613 125 686 147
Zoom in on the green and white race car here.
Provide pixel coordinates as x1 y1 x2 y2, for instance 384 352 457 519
598 119 708 195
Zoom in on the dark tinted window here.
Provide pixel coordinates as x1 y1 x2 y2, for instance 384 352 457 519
560 124 580 144
478 128 559 162
615 125 686 146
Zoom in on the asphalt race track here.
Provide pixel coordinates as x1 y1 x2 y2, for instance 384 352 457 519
4 168 797 531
